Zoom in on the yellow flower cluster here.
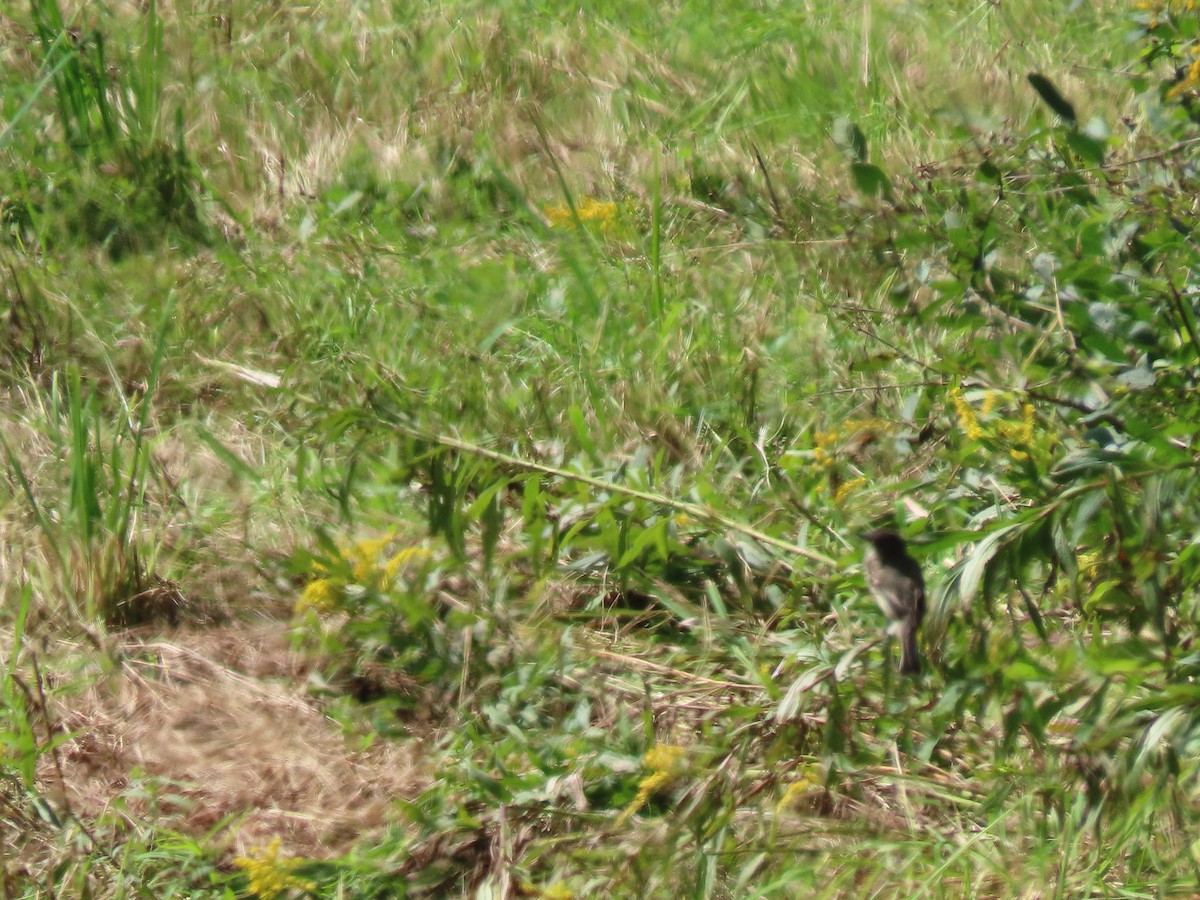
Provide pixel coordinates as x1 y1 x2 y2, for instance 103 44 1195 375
999 402 1036 461
833 476 867 504
950 389 1040 462
1136 1 1200 57
295 577 339 614
1135 0 1198 12
616 744 687 826
233 837 315 899
812 428 839 469
1168 46 1200 99
951 388 984 441
775 766 823 814
543 196 619 232
294 534 432 616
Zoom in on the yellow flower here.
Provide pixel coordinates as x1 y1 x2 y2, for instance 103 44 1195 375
813 428 840 448
1018 402 1035 443
544 196 619 232
980 390 998 417
233 837 315 899
1167 56 1200 99
294 577 341 615
295 534 431 616
776 767 823 814
644 744 686 774
834 476 866 504
616 744 687 826
343 533 432 586
950 387 984 440
543 203 570 227
812 428 839 469
1137 0 1199 20
998 401 1036 460
346 532 397 581
578 197 618 228
382 545 432 582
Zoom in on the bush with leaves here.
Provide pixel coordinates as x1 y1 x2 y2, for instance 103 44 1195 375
817 1 1200 828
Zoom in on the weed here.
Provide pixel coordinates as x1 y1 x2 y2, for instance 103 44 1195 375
6 0 1200 897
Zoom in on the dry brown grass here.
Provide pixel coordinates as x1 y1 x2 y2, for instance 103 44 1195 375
36 623 427 860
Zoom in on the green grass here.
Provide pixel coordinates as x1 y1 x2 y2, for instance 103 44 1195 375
5 0 1200 896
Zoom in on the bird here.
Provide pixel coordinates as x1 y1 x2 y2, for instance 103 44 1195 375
862 528 926 675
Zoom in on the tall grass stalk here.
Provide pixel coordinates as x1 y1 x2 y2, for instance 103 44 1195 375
2 297 173 626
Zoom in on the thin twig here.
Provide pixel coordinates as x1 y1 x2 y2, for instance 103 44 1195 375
590 648 762 692
385 422 839 570
751 143 786 233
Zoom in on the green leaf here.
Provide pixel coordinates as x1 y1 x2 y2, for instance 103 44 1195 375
1003 657 1053 683
976 160 1002 183
850 163 892 200
705 581 729 621
1051 517 1079 587
955 523 1022 608
1117 360 1156 390
1066 130 1106 166
1085 638 1157 676
481 489 505 572
850 352 898 372
616 519 668 569
194 425 260 480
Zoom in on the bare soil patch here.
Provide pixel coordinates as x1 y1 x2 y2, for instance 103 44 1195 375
38 622 426 859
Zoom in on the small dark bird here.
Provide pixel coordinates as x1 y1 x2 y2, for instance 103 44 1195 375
863 528 926 675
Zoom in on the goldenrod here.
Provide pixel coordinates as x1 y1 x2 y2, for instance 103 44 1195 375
233 837 315 899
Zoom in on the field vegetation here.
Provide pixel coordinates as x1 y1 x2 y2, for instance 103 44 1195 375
4 0 1200 896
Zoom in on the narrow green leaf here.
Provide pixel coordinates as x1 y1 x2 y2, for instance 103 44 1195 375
956 524 1021 608
850 163 892 200
1027 72 1078 125
194 426 260 480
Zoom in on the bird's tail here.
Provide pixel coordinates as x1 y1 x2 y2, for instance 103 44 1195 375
899 623 921 676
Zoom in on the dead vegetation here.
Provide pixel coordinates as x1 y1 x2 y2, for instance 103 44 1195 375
32 624 426 860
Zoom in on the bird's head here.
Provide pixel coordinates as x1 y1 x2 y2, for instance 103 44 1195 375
862 528 909 557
